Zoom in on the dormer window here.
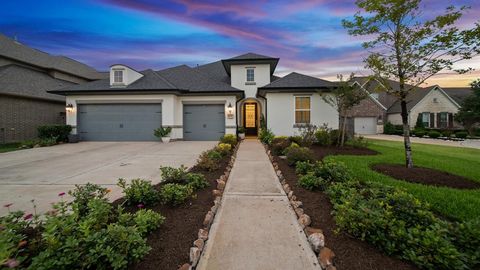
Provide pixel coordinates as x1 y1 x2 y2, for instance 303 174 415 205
113 70 124 83
246 68 255 82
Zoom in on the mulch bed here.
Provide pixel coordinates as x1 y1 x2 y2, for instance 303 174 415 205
273 155 418 270
310 145 378 160
112 152 232 270
372 164 480 190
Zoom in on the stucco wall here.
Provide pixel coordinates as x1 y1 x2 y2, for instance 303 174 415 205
66 94 237 140
231 64 270 98
266 92 339 136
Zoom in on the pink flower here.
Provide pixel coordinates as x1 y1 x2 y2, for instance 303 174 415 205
137 204 144 209
58 192 66 197
4 258 19 268
3 203 13 208
23 213 33 220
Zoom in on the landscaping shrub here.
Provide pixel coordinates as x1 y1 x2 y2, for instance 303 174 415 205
220 134 237 148
329 129 340 145
288 135 303 145
185 173 209 190
207 150 222 160
285 146 314 166
259 128 275 145
216 143 232 156
160 165 189 184
441 130 453 138
271 136 290 155
413 129 426 138
298 124 318 147
159 184 193 206
428 130 441 138
346 136 368 148
455 131 468 139
295 161 316 176
39 137 58 147
68 183 109 217
0 210 36 268
298 173 327 191
196 151 221 171
315 160 351 183
383 122 396 135
314 126 332 146
37 125 72 142
117 178 159 206
118 209 165 236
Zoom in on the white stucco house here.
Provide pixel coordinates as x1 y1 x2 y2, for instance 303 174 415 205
50 53 339 141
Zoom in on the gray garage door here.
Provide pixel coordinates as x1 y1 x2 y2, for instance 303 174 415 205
77 104 162 141
183 104 225 141
354 117 377 135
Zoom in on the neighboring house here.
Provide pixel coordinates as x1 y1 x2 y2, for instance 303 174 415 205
51 53 339 141
348 77 472 134
0 34 103 143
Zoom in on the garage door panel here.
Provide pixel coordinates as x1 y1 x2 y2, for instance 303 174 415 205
78 104 162 141
354 117 377 135
184 104 225 141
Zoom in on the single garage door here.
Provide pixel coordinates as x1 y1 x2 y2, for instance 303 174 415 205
354 117 377 135
77 103 162 141
183 104 225 141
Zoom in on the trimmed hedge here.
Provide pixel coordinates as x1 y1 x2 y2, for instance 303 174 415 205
37 125 72 142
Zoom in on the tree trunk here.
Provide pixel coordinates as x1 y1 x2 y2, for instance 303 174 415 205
400 99 414 168
341 114 348 147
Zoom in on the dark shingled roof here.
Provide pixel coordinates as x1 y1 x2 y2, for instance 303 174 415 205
0 64 71 102
221 53 279 76
0 34 102 80
387 87 433 113
193 60 279 84
443 88 473 105
260 72 336 89
225 52 277 61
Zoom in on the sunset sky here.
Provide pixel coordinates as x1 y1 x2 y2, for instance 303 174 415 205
1 0 479 87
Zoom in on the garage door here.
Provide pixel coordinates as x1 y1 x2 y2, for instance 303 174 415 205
354 117 377 135
77 104 162 141
183 104 225 141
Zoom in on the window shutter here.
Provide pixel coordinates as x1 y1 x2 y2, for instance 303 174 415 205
436 113 441 128
430 113 435 128
417 113 422 125
448 113 454 128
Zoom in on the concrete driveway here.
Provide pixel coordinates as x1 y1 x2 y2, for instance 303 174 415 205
0 141 216 216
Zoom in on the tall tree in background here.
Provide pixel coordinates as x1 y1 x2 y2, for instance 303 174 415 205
343 0 480 168
322 73 368 146
455 79 480 134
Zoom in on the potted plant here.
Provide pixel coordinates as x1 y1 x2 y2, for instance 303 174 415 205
154 127 172 143
238 126 246 140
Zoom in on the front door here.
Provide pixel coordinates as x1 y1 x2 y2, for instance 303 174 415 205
243 103 257 136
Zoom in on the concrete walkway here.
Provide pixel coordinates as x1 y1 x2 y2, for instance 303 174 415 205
364 134 480 149
197 140 320 270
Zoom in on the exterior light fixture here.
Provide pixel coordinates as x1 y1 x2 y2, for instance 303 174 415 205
226 103 234 119
66 103 74 112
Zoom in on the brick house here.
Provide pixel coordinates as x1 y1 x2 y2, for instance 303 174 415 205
0 34 103 143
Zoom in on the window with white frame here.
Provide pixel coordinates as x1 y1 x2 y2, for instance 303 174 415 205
113 70 124 83
421 112 430 127
246 68 255 82
295 96 311 124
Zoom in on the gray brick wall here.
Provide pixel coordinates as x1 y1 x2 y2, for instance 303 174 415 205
0 95 65 143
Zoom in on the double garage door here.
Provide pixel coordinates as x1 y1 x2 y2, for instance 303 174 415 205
77 103 224 141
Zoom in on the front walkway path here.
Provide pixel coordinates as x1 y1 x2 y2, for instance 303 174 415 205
197 140 320 270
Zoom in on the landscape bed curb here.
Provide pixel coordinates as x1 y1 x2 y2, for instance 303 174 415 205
177 141 240 270
263 144 337 270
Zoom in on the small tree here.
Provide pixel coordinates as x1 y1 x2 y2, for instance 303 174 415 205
455 79 480 134
343 0 480 168
322 73 368 146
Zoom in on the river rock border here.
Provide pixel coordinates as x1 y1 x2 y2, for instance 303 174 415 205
178 142 240 270
264 145 337 270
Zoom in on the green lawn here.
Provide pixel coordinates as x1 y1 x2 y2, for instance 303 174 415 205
327 139 480 222
0 142 21 153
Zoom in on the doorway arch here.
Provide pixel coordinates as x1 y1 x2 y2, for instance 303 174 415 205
238 98 263 137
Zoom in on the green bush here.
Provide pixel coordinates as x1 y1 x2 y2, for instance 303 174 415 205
39 136 58 147
383 122 396 135
315 129 332 146
153 126 172 138
216 143 232 156
196 151 220 171
220 134 237 147
185 173 209 190
298 124 318 147
0 211 35 268
288 136 303 145
37 125 72 142
441 130 453 138
271 136 290 155
295 161 316 176
207 150 222 160
346 136 368 148
414 129 426 137
118 209 165 236
298 173 327 191
455 131 468 139
259 128 275 145
117 178 159 206
160 184 193 206
160 165 189 184
285 147 314 166
315 160 351 183
428 130 441 138
69 183 109 217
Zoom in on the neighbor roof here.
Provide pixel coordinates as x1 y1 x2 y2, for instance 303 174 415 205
221 53 279 76
443 88 473 105
387 86 434 114
260 72 335 90
0 34 102 80
0 64 71 102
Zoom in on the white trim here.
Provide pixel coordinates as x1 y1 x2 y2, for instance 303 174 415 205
351 80 387 110
76 99 163 104
294 95 311 124
409 85 461 113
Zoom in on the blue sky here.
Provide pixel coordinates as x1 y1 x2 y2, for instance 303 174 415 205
1 0 479 86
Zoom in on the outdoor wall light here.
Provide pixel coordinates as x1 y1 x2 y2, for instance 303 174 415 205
66 103 74 112
226 103 234 119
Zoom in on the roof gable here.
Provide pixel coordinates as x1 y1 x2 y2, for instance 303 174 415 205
261 72 335 89
221 53 279 76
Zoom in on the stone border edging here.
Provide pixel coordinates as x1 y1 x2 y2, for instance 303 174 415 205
178 142 240 270
263 145 337 270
